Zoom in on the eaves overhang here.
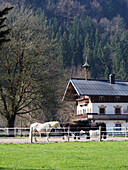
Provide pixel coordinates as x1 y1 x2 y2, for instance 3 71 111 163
62 79 80 101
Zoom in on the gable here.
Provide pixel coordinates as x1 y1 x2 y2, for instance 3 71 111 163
62 80 79 101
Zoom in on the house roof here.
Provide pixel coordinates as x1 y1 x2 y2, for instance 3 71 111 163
63 78 128 101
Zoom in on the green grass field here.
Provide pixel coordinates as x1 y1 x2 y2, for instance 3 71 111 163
0 141 128 170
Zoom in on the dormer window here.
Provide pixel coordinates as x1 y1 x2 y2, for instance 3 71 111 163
99 96 105 102
114 96 120 101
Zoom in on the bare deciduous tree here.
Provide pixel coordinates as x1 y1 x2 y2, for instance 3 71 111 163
0 2 63 135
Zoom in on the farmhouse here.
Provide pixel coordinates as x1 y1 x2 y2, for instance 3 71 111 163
63 67 128 134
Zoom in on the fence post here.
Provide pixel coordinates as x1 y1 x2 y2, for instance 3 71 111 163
112 127 114 138
67 126 70 142
47 132 49 142
14 128 17 137
30 127 33 143
125 126 127 138
6 128 9 136
20 128 23 137
99 126 101 141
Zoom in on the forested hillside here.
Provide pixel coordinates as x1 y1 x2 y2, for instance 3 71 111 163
5 0 128 80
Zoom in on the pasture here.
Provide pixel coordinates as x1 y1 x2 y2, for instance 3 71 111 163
0 141 128 169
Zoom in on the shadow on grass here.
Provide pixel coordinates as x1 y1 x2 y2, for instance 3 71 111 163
0 168 40 170
0 168 11 170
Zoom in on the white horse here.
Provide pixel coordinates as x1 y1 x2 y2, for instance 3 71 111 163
29 121 60 142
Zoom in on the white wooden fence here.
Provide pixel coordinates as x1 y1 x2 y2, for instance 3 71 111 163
0 126 128 143
0 127 30 137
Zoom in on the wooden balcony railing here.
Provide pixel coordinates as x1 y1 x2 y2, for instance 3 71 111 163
88 114 128 120
71 113 128 121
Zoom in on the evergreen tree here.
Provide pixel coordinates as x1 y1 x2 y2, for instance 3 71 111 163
104 66 109 79
111 32 128 80
0 7 13 48
116 59 127 80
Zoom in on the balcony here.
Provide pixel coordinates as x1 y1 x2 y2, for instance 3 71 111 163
71 113 128 121
87 113 128 120
71 114 88 121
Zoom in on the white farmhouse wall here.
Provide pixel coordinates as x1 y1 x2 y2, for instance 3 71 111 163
77 103 128 115
90 120 128 136
97 120 128 132
77 102 128 134
77 103 128 133
91 103 128 114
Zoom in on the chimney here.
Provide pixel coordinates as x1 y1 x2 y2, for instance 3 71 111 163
109 74 115 84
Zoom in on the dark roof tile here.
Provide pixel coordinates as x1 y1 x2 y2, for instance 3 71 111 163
71 79 128 96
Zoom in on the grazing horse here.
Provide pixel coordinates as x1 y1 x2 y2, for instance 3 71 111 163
77 120 107 139
29 121 60 142
62 120 107 140
62 122 83 140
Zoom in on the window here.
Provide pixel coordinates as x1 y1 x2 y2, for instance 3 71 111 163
115 108 121 114
115 124 121 131
99 96 105 101
114 96 120 101
114 105 122 114
98 105 106 114
99 108 105 114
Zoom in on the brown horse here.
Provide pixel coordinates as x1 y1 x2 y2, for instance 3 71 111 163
62 120 107 140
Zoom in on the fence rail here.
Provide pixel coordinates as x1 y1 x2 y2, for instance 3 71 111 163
0 127 128 143
0 127 30 137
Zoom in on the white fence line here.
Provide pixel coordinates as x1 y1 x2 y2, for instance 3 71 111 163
0 127 30 138
0 126 128 142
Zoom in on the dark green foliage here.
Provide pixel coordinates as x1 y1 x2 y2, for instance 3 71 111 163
0 7 13 48
111 32 128 80
100 0 128 25
2 0 128 81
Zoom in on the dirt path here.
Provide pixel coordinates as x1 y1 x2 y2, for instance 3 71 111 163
0 137 128 144
0 138 30 144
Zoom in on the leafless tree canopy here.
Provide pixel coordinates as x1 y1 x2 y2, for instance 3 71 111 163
0 2 64 129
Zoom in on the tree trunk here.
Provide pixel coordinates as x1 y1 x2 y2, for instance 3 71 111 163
7 115 16 137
